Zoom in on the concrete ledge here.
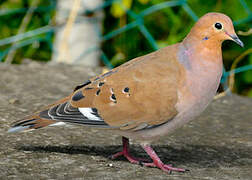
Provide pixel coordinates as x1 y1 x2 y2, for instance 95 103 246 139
1 63 251 179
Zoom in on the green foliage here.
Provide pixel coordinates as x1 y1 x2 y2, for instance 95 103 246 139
0 0 55 63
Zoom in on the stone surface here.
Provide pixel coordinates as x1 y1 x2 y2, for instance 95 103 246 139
0 63 251 180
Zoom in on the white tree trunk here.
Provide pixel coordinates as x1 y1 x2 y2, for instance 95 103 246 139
52 0 103 67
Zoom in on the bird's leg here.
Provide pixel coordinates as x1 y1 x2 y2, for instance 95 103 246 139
109 137 149 164
141 144 188 173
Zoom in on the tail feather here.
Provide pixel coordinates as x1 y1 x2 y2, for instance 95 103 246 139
8 115 59 133
8 93 110 133
8 96 72 133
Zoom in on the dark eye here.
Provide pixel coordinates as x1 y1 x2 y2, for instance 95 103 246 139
214 22 222 30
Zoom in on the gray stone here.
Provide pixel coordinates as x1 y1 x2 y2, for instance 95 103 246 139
0 63 251 179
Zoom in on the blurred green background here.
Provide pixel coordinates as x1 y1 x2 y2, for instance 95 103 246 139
0 0 252 96
0 0 55 62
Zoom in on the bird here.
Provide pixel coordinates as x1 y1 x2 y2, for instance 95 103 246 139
8 12 243 173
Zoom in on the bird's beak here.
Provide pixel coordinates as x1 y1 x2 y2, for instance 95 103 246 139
229 34 244 47
224 30 244 47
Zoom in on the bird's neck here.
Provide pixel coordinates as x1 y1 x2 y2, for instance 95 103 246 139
176 38 224 118
181 36 223 68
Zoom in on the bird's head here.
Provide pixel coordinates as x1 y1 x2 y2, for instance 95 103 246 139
185 12 243 47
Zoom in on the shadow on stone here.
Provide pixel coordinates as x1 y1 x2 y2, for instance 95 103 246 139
17 143 251 168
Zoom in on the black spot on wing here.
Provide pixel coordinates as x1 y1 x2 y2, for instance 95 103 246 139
111 94 116 100
72 91 85 101
74 80 91 92
96 89 101 96
91 108 98 113
98 82 105 87
90 108 101 119
111 94 117 103
123 87 130 96
123 87 129 93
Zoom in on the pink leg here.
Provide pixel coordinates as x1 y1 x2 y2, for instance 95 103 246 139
109 137 149 164
141 144 188 173
109 137 188 173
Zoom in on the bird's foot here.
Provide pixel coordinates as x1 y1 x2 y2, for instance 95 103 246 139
109 150 149 164
109 148 188 173
141 144 189 173
142 162 188 173
109 137 150 164
110 137 189 173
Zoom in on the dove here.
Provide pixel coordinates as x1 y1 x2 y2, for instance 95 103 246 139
8 12 243 173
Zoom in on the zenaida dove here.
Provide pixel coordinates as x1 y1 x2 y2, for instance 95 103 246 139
8 12 243 173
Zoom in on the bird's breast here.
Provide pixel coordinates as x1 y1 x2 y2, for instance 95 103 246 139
176 53 223 117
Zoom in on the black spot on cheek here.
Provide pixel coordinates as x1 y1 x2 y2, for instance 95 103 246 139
203 36 209 40
96 89 101 96
72 91 85 101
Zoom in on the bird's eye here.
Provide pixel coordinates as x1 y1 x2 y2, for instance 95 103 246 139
214 22 222 30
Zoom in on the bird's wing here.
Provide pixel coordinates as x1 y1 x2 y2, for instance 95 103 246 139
9 45 183 132
68 45 182 131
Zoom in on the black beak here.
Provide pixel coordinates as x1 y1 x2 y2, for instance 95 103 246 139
230 35 244 47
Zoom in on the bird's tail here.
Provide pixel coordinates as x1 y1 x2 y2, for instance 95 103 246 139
8 115 58 133
8 96 70 133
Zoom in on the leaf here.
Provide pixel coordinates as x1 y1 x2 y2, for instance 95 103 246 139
110 0 132 18
110 52 126 66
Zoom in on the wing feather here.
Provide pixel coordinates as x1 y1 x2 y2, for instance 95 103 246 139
68 46 181 131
